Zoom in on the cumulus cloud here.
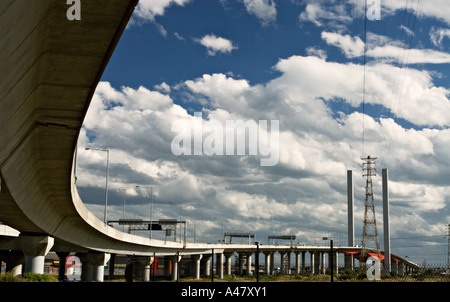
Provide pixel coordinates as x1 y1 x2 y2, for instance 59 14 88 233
195 34 238 56
300 0 450 28
242 0 277 26
322 31 450 64
133 0 191 22
321 31 364 58
299 1 355 27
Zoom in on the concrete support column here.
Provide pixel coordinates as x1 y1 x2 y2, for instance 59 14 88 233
171 255 180 281
310 251 315 274
191 254 202 279
294 252 300 274
238 253 244 275
163 256 171 277
135 256 153 281
270 252 274 274
78 254 93 281
263 252 272 275
108 253 116 281
314 252 320 274
344 254 354 271
78 252 110 282
19 235 54 274
56 252 69 281
92 253 110 282
286 252 291 274
224 252 233 275
0 251 24 276
279 251 285 274
398 262 404 276
301 252 306 273
321 252 326 274
328 251 338 275
334 251 339 274
392 260 398 274
202 254 211 277
246 253 252 275
144 257 153 282
216 253 224 279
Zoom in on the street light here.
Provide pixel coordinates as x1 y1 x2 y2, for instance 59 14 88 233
322 236 334 282
255 241 260 282
136 185 153 239
85 147 109 224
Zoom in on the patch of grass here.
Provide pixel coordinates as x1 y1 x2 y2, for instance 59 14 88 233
0 272 59 282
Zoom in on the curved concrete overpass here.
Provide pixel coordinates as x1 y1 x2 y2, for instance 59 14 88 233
0 0 213 258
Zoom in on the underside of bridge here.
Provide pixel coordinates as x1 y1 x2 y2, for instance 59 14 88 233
0 0 207 256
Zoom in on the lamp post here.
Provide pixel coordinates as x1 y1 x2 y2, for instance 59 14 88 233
136 185 153 239
255 241 260 282
85 147 109 224
323 236 334 282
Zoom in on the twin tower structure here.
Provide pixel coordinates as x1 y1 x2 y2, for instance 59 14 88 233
347 156 391 273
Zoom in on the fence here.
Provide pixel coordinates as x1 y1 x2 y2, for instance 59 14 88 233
123 256 449 282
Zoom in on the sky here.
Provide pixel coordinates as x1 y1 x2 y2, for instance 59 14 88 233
75 0 450 265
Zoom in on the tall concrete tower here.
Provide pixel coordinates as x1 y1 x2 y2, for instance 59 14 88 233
345 170 355 270
382 168 391 273
360 156 381 260
347 170 354 247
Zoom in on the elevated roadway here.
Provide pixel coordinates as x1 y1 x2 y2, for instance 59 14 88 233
0 0 214 258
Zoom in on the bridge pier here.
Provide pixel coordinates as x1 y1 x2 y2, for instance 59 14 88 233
216 252 224 279
263 251 272 275
0 250 24 276
344 253 354 270
134 256 154 281
321 252 326 274
280 251 286 274
191 254 202 279
246 252 252 275
224 252 233 275
301 251 306 273
294 251 300 274
19 235 54 275
78 252 110 282
171 254 181 281
56 252 69 281
202 253 212 277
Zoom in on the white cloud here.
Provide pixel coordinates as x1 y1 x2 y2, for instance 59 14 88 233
321 31 364 58
134 0 191 22
195 35 238 56
383 0 450 25
242 0 277 26
322 31 450 64
430 27 450 47
299 2 355 27
367 45 450 64
184 73 250 111
300 0 450 28
273 54 450 127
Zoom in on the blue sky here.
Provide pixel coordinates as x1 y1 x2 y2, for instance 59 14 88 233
77 0 450 265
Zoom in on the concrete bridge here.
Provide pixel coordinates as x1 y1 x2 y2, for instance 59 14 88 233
0 0 418 281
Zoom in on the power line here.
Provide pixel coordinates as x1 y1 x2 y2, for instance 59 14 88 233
391 235 444 240
378 0 420 168
361 0 368 157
